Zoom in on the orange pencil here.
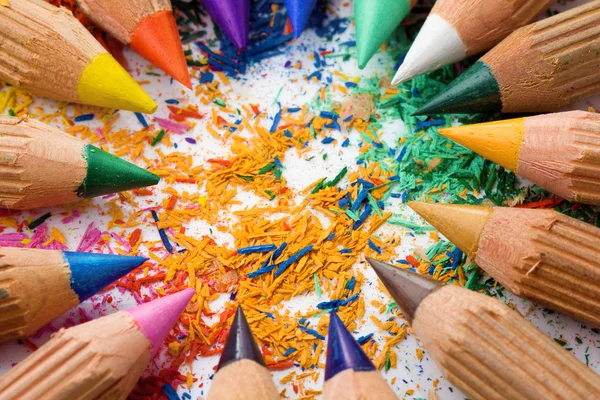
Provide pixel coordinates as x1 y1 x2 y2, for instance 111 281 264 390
74 0 191 88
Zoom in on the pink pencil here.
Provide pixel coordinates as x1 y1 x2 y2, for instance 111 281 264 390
0 288 195 400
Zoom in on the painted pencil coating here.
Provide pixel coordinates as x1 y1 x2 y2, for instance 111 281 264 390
200 0 250 50
284 0 317 39
0 290 194 400
0 116 159 210
416 1 600 115
0 247 145 343
393 0 553 84
74 0 192 88
440 111 600 205
0 0 157 113
410 202 600 327
208 307 279 400
367 259 600 400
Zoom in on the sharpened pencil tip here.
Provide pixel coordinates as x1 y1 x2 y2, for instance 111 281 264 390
63 252 147 301
365 257 443 323
201 0 250 50
217 306 266 371
325 311 375 381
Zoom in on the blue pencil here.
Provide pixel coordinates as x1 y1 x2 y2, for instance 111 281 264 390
284 0 318 38
0 247 146 342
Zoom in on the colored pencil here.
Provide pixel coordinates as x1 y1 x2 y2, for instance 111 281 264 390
439 111 600 205
0 0 157 113
284 0 317 39
0 288 194 400
408 202 600 327
323 312 397 400
354 0 417 69
0 247 146 343
74 0 192 88
207 307 279 400
392 0 554 84
0 116 159 210
366 257 600 400
415 0 600 115
199 0 250 50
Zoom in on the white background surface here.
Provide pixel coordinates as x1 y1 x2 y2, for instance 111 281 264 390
1 0 599 399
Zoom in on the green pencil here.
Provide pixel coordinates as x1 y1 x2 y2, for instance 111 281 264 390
0 116 159 210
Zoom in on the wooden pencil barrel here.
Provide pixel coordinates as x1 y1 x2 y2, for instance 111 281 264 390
415 285 600 400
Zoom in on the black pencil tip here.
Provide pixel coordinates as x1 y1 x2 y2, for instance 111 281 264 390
217 306 266 371
325 311 375 381
365 257 444 323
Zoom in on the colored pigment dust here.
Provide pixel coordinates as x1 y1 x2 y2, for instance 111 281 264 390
0 0 598 399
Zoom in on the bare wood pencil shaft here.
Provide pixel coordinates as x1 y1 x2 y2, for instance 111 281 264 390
415 285 600 400
0 116 86 209
74 0 171 43
0 247 78 342
0 311 151 400
436 0 553 55
0 0 104 102
323 369 397 400
520 112 600 205
485 0 600 112
478 208 600 327
207 359 280 400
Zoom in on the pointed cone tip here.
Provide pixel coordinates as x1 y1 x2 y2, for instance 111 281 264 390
127 288 195 356
202 0 250 50
285 0 317 40
130 10 192 89
217 306 266 371
407 202 491 259
325 311 375 381
365 257 444 323
64 251 147 301
78 53 157 114
79 145 159 199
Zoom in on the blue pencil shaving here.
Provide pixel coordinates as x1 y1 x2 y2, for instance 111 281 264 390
339 248 352 254
283 347 297 356
284 129 293 138
451 247 463 269
316 293 359 310
353 205 371 230
357 333 374 345
165 99 179 104
313 51 321 68
182 393 192 400
368 238 382 254
320 111 339 120
351 187 368 211
416 119 446 132
396 147 407 162
151 210 173 253
345 81 357 88
307 70 322 81
287 107 301 113
199 71 214 83
274 156 283 168
274 244 313 277
297 325 325 340
237 244 277 254
247 264 276 278
272 242 288 261
325 233 336 241
345 276 356 291
338 197 350 208
270 108 282 133
162 383 180 400
340 40 356 47
73 113 94 122
321 137 334 144
341 138 350 147
357 178 375 189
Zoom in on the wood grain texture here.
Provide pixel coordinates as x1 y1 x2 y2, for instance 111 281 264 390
477 207 600 327
0 116 87 210
0 247 79 343
74 0 172 43
0 311 152 400
435 0 553 55
207 359 280 400
484 0 600 112
415 285 600 400
322 369 398 400
519 111 600 205
0 0 106 103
